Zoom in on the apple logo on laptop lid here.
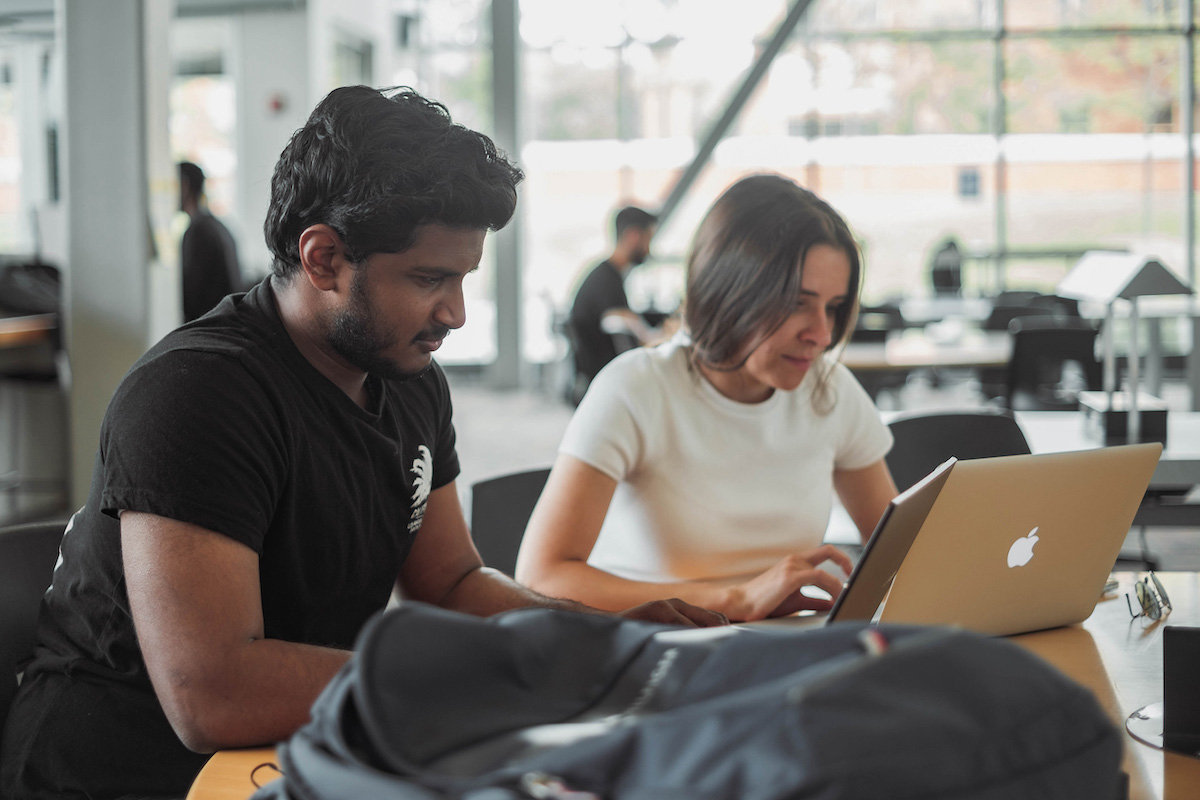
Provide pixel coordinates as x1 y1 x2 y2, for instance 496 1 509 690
1007 527 1039 568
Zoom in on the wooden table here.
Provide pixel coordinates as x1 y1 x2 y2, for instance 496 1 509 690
0 313 55 349
1013 571 1200 799
186 746 277 800
188 573 1200 800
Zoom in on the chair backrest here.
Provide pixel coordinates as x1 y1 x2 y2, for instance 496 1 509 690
1005 317 1102 411
993 290 1042 307
853 303 906 344
982 303 1055 332
469 468 551 577
1028 293 1081 318
0 520 65 735
885 410 1031 493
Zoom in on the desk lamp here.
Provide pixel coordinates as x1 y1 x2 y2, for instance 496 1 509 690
1057 251 1193 444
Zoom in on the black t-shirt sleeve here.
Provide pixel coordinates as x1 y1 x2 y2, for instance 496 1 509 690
99 348 286 554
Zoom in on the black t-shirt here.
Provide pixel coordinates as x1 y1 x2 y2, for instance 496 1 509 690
181 211 241 322
0 280 459 799
567 260 629 381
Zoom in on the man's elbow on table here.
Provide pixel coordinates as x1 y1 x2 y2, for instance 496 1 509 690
143 635 351 754
154 666 248 754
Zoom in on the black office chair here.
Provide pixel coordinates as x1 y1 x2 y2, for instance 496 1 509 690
1003 317 1102 411
0 519 66 735
1028 293 1081 318
853 303 906 343
981 303 1054 332
469 468 551 577
991 290 1042 307
973 305 1055 399
885 409 1031 493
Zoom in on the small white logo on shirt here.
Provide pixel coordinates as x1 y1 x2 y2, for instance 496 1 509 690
408 445 433 533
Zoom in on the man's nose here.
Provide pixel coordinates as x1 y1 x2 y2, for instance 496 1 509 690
434 285 467 330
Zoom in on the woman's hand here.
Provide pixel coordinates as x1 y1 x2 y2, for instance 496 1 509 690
719 545 852 622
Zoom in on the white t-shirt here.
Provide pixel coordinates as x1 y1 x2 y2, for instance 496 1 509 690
559 334 893 583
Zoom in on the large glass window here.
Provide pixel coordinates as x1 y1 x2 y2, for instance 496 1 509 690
169 76 236 217
1005 34 1186 289
807 0 996 31
1007 0 1178 29
169 16 237 268
380 0 1197 371
388 0 497 364
517 0 1195 321
760 35 998 302
0 42 54 259
519 0 800 366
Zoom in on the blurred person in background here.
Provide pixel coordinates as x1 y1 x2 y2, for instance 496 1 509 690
179 160 242 322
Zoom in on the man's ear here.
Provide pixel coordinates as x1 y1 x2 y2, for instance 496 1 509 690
297 224 351 292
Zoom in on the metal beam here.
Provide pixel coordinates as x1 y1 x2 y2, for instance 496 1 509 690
656 0 815 228
1184 0 1195 292
992 0 1008 293
489 0 522 389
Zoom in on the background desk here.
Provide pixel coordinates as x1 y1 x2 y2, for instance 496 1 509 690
0 313 55 350
1077 296 1200 410
843 329 1010 372
1015 410 1200 490
189 573 1200 800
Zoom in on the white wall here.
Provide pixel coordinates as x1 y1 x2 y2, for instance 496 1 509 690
60 0 170 507
229 0 399 279
145 0 178 345
230 8 310 279
310 0 396 98
44 0 401 505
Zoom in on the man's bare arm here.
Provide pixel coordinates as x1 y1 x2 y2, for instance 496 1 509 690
599 308 666 346
122 512 351 753
398 482 725 626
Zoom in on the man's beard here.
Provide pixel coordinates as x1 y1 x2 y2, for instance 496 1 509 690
327 268 442 383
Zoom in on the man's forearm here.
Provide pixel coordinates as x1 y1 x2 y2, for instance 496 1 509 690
434 565 730 628
434 565 598 618
156 637 351 753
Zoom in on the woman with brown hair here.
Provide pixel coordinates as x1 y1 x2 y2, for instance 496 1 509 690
516 174 897 622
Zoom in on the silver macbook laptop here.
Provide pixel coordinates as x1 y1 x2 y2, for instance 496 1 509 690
806 442 1163 636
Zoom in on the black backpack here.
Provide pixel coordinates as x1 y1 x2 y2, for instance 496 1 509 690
252 603 1124 800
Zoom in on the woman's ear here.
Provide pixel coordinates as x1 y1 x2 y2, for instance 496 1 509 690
297 225 350 292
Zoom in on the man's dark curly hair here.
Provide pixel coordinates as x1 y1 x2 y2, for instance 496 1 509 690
264 85 524 277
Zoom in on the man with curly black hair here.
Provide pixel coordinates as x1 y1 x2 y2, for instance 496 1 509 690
0 86 722 800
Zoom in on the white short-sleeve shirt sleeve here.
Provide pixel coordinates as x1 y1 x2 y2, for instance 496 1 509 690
559 348 660 482
828 361 894 472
